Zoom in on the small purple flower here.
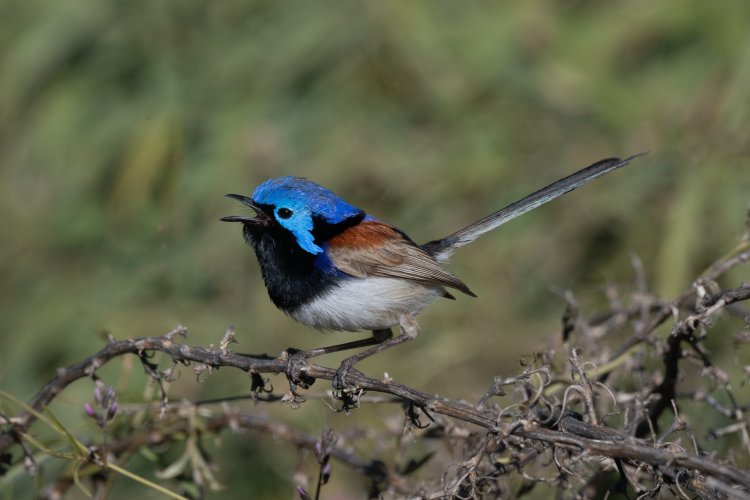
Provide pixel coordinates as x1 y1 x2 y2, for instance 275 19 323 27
296 486 311 500
84 403 96 419
86 382 118 427
106 401 117 420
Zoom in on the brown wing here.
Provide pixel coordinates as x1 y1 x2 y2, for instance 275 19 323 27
326 221 476 297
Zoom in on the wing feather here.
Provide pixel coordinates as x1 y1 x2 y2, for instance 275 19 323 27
326 221 476 296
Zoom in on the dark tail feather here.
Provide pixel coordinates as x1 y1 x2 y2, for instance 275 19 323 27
422 153 647 261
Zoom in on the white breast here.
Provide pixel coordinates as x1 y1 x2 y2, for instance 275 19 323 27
289 277 444 331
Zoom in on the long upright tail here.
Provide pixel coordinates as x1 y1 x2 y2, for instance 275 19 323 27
422 153 647 261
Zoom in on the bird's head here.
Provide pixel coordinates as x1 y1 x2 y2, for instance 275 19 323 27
221 176 364 254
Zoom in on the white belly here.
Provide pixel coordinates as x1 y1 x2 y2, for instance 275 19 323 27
289 277 444 331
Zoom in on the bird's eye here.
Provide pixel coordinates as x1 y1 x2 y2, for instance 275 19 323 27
277 207 293 219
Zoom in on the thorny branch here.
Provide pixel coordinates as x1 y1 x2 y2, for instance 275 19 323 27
2 237 750 497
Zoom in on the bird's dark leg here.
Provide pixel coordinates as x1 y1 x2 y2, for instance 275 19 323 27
298 328 393 358
333 313 420 390
283 328 393 389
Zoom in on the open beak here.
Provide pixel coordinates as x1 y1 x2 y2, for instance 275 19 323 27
220 194 270 225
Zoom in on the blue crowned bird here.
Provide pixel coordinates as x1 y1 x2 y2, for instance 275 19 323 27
222 154 644 387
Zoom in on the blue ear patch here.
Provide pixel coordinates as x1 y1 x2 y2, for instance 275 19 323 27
252 177 363 255
278 205 322 254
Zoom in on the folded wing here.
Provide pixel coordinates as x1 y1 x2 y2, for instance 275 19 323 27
327 221 476 297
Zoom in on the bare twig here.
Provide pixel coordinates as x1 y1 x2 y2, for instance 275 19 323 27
3 233 750 498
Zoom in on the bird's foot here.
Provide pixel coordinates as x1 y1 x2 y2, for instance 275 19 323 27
283 348 316 390
331 358 365 411
333 366 365 415
332 358 357 390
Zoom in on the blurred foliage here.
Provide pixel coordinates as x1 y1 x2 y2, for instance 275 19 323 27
1 0 749 498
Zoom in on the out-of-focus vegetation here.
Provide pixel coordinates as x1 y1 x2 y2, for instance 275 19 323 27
1 1 749 498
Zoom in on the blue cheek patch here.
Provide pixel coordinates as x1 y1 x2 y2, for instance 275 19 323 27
277 210 323 254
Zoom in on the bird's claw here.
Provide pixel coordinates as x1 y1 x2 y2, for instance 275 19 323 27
332 358 365 408
284 349 316 390
332 361 364 411
333 359 356 391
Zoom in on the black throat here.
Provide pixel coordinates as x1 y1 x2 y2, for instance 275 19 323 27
242 212 364 312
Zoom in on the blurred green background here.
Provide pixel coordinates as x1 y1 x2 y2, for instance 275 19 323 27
1 1 749 498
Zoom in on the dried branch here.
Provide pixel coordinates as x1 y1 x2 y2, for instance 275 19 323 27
2 229 749 498
3 322 750 495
